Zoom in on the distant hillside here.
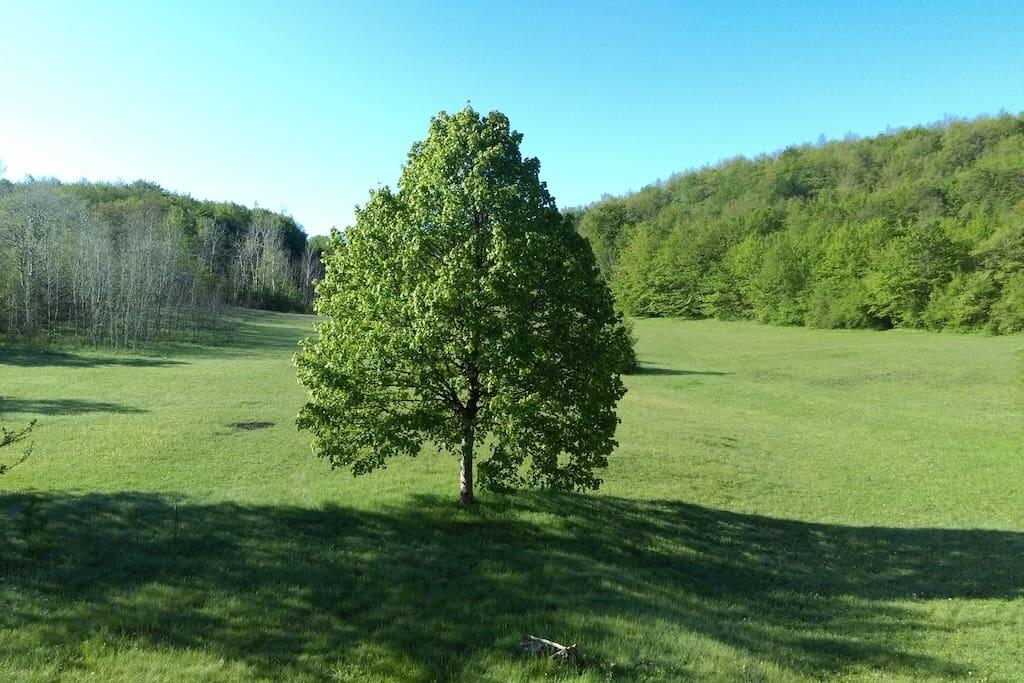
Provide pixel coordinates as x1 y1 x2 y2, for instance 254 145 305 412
63 180 309 261
577 113 1024 333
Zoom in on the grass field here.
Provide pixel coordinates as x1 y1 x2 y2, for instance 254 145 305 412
2 310 1023 681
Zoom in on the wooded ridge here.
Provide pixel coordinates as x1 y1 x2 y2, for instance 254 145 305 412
575 113 1024 333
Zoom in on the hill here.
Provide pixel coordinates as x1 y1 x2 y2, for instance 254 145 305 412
577 113 1024 333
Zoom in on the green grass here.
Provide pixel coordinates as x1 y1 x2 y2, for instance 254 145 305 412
2 310 1023 681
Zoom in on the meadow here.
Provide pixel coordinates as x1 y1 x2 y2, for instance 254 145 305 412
1 310 1023 681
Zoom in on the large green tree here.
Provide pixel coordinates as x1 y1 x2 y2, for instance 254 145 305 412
296 108 632 504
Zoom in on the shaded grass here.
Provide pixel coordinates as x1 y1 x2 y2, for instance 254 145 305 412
3 491 1020 681
0 398 147 417
0 348 186 368
1 311 1023 680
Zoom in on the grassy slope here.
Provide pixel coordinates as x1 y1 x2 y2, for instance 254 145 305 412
1 310 1022 681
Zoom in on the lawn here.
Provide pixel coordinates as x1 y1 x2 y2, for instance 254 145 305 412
1 310 1023 681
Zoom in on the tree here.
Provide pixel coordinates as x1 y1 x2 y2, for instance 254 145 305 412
577 199 638 277
296 108 632 504
296 242 324 311
231 212 301 311
0 183 81 338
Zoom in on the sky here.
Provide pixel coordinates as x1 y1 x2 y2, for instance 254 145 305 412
2 1 1023 235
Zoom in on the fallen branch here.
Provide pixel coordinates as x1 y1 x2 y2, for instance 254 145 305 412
520 635 579 666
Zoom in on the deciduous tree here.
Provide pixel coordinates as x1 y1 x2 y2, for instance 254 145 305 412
296 108 632 504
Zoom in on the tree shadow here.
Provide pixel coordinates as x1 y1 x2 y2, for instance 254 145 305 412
0 348 185 369
1 491 1017 680
0 398 147 417
0 309 312 363
221 310 312 352
634 364 732 377
151 309 312 359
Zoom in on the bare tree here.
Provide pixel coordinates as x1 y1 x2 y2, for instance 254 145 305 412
0 183 80 338
297 244 322 310
232 213 299 310
0 180 302 346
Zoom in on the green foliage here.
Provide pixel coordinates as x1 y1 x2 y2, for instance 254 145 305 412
614 315 640 374
990 271 1024 333
864 222 964 328
306 233 332 258
297 108 632 501
611 223 673 316
585 113 1024 333
577 198 640 277
804 221 888 329
921 271 998 330
65 181 307 261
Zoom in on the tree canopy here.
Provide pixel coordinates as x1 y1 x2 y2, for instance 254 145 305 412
579 113 1024 334
296 108 632 504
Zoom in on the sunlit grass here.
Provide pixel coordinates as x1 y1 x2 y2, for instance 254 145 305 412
1 311 1022 681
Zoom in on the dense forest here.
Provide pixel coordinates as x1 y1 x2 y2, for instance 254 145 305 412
0 178 327 347
577 113 1024 334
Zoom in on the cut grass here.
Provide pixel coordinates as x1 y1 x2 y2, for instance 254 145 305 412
1 310 1023 681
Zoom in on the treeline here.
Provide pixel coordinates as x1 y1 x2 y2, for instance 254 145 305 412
0 178 327 347
578 113 1024 334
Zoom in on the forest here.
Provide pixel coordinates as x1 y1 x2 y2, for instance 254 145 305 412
577 113 1024 333
0 178 327 347
5 114 1022 351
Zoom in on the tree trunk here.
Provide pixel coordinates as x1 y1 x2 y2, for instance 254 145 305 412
459 419 475 505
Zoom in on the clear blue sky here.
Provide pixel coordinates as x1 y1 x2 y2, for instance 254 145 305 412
2 1 1022 235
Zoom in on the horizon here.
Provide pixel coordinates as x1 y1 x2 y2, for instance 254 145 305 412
3 0 1023 235
3 108 1019 225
